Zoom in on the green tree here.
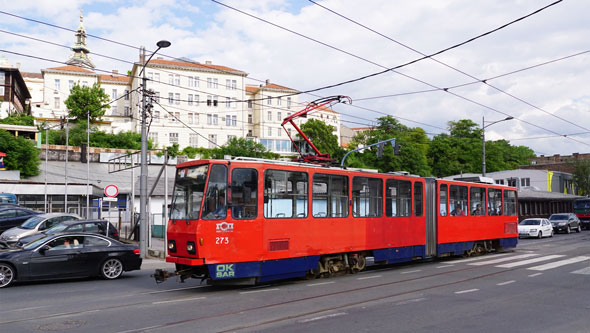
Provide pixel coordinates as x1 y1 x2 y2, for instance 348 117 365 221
0 113 35 126
0 129 40 177
64 83 110 122
346 116 431 176
572 159 590 195
209 137 278 159
298 118 345 161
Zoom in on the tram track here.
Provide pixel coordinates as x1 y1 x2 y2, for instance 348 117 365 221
0 256 520 330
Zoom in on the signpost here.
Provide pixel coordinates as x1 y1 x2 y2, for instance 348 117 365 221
103 185 119 238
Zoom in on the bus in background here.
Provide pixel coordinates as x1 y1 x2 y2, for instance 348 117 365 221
574 197 590 230
0 193 18 205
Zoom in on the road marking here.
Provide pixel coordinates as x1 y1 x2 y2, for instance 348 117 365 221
307 281 335 286
400 270 421 274
451 253 512 264
152 296 206 305
395 297 426 305
145 285 208 294
357 275 382 280
239 288 279 294
455 289 479 294
571 267 590 275
528 256 590 271
528 273 543 277
496 255 565 268
497 280 516 286
468 254 538 266
300 312 346 323
437 265 454 268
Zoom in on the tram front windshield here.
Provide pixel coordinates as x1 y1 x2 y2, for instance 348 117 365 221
170 165 209 220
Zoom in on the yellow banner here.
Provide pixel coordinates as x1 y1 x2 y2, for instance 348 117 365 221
547 171 553 192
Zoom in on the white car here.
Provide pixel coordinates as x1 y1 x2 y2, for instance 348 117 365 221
518 218 553 239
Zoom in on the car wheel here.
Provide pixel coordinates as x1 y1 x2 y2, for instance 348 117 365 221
538 230 543 239
576 225 581 233
566 226 571 234
550 230 554 237
0 263 15 288
100 258 123 280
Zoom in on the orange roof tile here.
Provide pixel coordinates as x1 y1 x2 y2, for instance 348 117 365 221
245 85 259 93
46 65 95 73
21 72 43 79
148 59 246 74
263 83 297 91
99 74 130 84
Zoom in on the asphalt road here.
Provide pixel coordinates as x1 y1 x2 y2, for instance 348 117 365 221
1 231 589 333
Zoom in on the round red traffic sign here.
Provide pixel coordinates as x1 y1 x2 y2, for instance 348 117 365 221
104 184 119 197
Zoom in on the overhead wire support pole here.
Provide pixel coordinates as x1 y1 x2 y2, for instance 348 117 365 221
341 138 397 168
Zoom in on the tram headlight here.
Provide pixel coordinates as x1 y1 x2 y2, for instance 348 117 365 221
187 241 196 254
168 240 176 253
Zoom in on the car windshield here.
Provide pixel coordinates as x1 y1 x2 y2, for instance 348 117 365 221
20 216 46 229
23 235 52 250
549 214 568 220
520 219 541 226
574 200 590 209
44 224 69 234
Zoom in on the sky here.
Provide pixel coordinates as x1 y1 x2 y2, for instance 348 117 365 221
0 0 589 156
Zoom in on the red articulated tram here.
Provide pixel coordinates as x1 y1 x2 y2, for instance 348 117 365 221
154 97 518 285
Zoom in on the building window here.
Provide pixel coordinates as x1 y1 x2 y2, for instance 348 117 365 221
267 96 272 105
521 178 530 187
188 113 194 124
207 78 212 88
213 78 218 89
175 93 180 105
232 115 237 126
190 134 198 147
169 133 178 144
147 72 153 80
149 132 158 144
213 96 218 107
231 80 236 90
154 73 160 82
228 135 236 141
226 116 231 126
277 97 282 106
194 76 199 87
168 93 174 104
154 91 160 103
124 106 130 116
207 114 212 125
226 97 231 108
124 90 130 100
54 97 60 108
194 95 199 106
69 80 74 90
247 129 253 137
208 134 217 148
112 89 117 100
188 76 194 87
153 111 160 123
248 99 253 109
248 114 253 124
226 79 231 90
287 97 291 109
207 95 212 106
277 112 282 121
213 114 218 125
267 111 272 121
175 74 180 86
168 74 174 85
268 127 272 136
54 79 60 92
277 128 282 136
188 94 193 106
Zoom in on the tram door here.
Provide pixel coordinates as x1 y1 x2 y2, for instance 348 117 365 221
424 178 437 257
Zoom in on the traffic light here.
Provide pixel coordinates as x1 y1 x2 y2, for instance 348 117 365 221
394 142 401 155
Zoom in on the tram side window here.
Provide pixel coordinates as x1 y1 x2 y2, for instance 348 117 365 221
353 177 383 217
264 170 308 218
312 174 349 218
470 187 486 216
449 185 468 216
504 190 517 216
385 179 411 217
202 164 228 220
231 168 258 219
488 188 502 216
414 182 423 217
440 184 448 216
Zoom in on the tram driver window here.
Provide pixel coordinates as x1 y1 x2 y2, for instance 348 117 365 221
504 190 517 216
313 174 348 218
231 168 258 219
353 177 383 218
449 185 468 216
264 170 308 219
488 188 502 216
202 164 228 220
440 184 448 216
385 179 411 217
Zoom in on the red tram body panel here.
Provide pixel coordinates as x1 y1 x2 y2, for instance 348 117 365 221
161 159 517 284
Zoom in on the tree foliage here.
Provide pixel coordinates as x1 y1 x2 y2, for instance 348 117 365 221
64 83 110 122
44 122 148 150
346 116 431 176
298 118 345 161
0 129 40 177
0 113 35 126
572 159 590 196
210 137 278 159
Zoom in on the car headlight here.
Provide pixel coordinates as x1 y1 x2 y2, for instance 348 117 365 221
7 235 17 240
187 241 196 254
530 229 537 232
168 240 177 253
559 222 566 226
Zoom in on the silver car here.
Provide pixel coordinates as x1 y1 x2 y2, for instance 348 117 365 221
0 213 80 247
548 213 582 234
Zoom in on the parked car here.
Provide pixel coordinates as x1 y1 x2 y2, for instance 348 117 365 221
16 219 120 246
518 218 553 238
548 213 582 233
0 232 142 288
0 213 80 247
0 207 42 234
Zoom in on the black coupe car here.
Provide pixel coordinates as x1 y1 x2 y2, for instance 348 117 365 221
0 233 142 288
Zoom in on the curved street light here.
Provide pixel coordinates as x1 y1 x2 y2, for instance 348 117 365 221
482 116 514 176
139 40 171 258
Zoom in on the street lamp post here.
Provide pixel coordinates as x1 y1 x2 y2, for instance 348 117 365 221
482 116 514 176
139 40 171 258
